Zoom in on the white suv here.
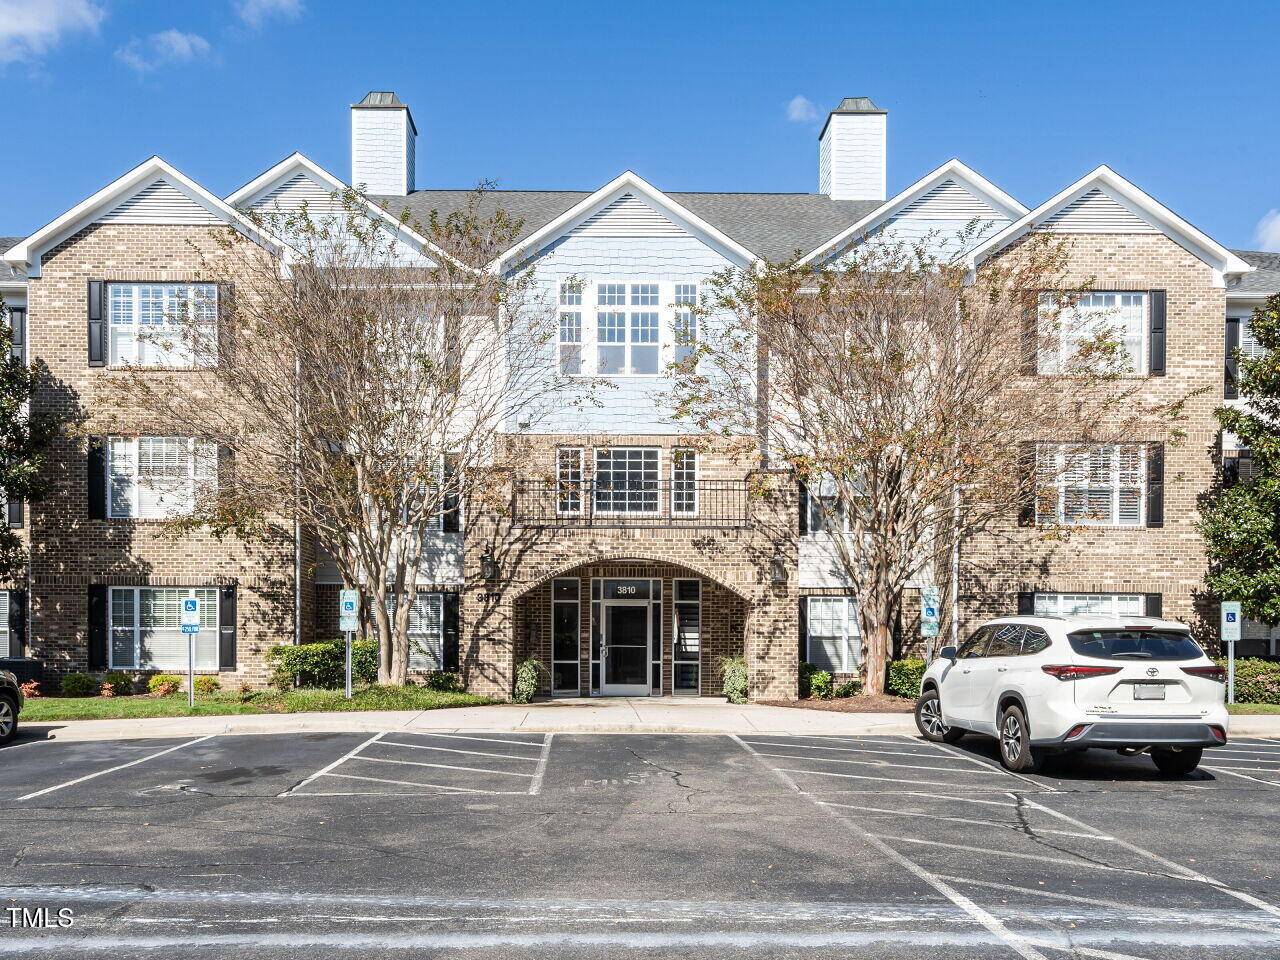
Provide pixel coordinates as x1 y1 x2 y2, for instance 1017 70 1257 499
914 615 1229 774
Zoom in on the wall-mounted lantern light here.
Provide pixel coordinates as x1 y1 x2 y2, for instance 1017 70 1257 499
770 552 788 584
480 546 498 581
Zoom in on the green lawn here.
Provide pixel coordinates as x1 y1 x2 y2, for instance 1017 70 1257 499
19 685 496 723
1229 702 1280 715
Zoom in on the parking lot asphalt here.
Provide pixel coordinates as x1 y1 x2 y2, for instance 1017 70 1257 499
2 730 1279 958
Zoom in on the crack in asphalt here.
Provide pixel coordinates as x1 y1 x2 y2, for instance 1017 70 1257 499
624 747 713 814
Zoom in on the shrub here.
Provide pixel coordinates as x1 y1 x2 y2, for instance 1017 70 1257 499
720 656 748 704
798 662 818 699
421 671 463 693
267 639 378 690
512 658 542 703
193 676 220 694
102 672 134 697
833 679 861 698
808 670 834 700
148 674 183 696
1222 657 1280 705
59 673 97 697
886 659 928 698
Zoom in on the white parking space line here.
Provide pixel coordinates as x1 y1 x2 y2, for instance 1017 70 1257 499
1204 765 1280 785
277 732 385 798
376 741 544 762
777 767 995 788
399 732 545 748
353 755 535 778
755 751 989 774
14 736 217 801
729 735 1051 960
1207 745 1280 756
316 772 513 794
767 735 943 754
871 835 1146 875
818 801 1110 838
738 739 943 758
919 737 1060 792
527 732 553 796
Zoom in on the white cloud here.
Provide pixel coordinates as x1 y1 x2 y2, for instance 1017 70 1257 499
786 95 818 123
1254 210 1280 253
115 29 212 73
234 0 304 28
0 0 105 65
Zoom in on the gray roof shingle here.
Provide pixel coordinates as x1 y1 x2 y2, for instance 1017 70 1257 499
0 238 22 283
372 190 882 264
1230 249 1280 297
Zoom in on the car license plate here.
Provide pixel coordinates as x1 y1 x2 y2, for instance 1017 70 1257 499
1134 684 1166 700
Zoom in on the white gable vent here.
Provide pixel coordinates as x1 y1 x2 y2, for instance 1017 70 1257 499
896 179 1002 220
568 193 684 238
1037 188 1157 234
98 179 221 225
251 173 341 214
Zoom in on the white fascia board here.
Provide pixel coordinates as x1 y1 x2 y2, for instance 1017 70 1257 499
798 158 1029 267
965 165 1253 286
4 156 292 278
490 170 761 273
225 152 468 271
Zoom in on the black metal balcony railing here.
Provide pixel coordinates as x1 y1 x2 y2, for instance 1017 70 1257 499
514 479 751 527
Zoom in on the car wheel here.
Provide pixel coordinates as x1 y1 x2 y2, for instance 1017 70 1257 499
0 695 17 746
1152 746 1202 776
915 689 965 744
998 704 1043 773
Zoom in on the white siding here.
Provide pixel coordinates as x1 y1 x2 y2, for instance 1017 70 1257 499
248 172 340 214
568 194 685 238
819 113 886 202
351 108 413 196
98 179 222 225
895 179 1004 220
1037 188 1157 234
799 535 932 589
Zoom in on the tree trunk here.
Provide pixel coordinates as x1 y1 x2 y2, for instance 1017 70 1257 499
859 568 896 696
371 590 393 685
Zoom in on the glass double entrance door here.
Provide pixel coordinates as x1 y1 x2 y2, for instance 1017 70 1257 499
601 602 651 696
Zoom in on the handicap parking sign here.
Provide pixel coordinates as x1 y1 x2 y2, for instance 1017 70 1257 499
339 589 360 633
1226 612 1238 623
181 597 201 634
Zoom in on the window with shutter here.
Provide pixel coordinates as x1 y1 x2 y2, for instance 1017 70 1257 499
805 597 860 673
0 591 9 658
107 436 216 519
107 282 217 367
385 592 444 671
1035 443 1145 527
1037 292 1147 374
109 587 218 670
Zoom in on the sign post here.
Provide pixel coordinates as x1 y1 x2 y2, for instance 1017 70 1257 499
339 589 359 700
920 586 941 663
181 596 201 708
1221 601 1242 704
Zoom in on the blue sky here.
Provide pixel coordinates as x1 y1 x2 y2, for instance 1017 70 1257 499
3 0 1279 249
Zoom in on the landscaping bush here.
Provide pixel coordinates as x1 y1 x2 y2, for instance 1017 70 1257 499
267 639 378 690
833 679 861 698
193 676 220 694
886 658 927 698
59 673 97 697
1222 657 1280 705
512 658 542 703
102 672 134 697
720 656 748 704
808 670 834 700
148 674 183 695
798 662 818 699
421 671 463 693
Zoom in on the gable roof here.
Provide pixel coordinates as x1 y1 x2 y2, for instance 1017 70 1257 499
4 156 289 278
798 158 1027 265
375 184 882 266
966 165 1253 286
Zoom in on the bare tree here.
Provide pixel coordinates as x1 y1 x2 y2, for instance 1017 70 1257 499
672 232 1192 694
106 188 567 684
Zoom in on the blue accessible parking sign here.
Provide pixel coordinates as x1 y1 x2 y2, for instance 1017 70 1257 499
181 597 201 634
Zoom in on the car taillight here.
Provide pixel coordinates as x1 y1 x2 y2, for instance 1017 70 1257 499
1041 664 1122 682
1210 725 1227 743
1181 665 1227 682
1065 724 1091 740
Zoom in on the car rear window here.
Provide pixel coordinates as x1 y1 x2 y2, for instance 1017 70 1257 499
1066 629 1203 661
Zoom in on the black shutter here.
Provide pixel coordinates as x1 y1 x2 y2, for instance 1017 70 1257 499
87 437 107 519
442 593 460 672
217 445 234 497
1225 317 1240 400
87 280 106 366
216 283 235 362
1018 442 1037 527
1148 289 1167 376
6 498 22 529
9 307 26 363
1021 298 1040 375
1144 593 1163 618
798 597 809 665
87 585 107 669
8 589 26 657
797 481 808 535
218 585 237 671
1146 443 1165 528
441 454 460 533
1017 592 1035 615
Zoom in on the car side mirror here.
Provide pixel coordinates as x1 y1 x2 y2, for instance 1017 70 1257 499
938 645 957 661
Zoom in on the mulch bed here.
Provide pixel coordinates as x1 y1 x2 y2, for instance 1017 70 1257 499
760 694 916 713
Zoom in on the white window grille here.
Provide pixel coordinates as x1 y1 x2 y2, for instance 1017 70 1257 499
1036 444 1144 526
558 312 582 375
672 449 697 515
1033 593 1144 618
556 448 584 515
0 591 9 658
107 436 216 519
385 592 443 670
108 283 217 367
1039 292 1146 374
594 448 659 514
109 587 218 670
806 597 860 674
559 282 582 306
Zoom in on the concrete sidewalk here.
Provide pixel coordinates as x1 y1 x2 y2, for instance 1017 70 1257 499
14 697 1280 744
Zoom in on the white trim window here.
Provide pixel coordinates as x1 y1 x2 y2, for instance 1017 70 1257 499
1241 318 1268 359
386 592 443 670
805 596 860 674
0 591 9 658
594 447 659 514
673 283 698 366
109 283 217 367
806 476 849 534
556 447 584 515
108 436 215 519
557 283 583 376
559 280 699 377
1039 292 1146 374
672 449 697 516
110 587 218 670
1036 443 1144 527
1033 593 1144 618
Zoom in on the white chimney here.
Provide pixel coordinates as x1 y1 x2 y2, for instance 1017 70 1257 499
350 91 417 196
819 97 887 202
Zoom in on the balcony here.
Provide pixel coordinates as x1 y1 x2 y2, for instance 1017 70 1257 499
514 479 752 528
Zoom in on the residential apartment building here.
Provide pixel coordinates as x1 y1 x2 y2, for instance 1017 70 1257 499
1 92 1276 698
